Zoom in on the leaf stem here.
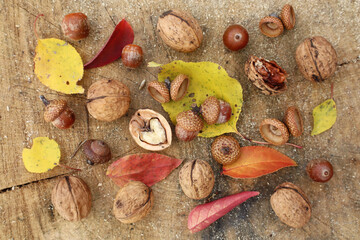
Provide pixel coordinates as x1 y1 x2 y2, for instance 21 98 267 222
330 83 334 99
34 14 44 40
58 164 81 171
70 139 88 159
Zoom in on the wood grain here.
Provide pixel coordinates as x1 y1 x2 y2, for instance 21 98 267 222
0 0 359 239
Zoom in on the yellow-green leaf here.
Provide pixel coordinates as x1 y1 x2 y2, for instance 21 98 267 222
148 61 163 67
157 60 243 138
22 137 61 173
311 99 337 136
34 38 84 94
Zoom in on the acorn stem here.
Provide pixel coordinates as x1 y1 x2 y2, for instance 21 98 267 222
70 139 88 159
34 14 44 40
39 95 50 106
58 164 81 171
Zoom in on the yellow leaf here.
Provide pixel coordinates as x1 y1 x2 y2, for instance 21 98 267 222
158 61 243 138
148 61 163 67
34 38 84 94
22 137 61 173
311 99 337 136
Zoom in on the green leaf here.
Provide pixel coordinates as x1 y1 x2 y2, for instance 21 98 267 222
158 60 243 138
311 99 337 136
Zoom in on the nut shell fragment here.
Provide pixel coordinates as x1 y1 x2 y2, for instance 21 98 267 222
245 55 287 95
129 109 172 151
147 81 171 103
270 182 311 228
295 36 337 82
280 4 296 30
113 181 154 223
179 159 214 199
51 176 92 221
259 16 284 37
284 106 304 137
260 118 289 145
87 79 131 122
157 9 203 52
170 74 190 101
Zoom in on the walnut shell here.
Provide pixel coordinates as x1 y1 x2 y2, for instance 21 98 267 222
295 36 337 82
51 176 92 221
179 159 214 199
87 79 131 122
270 182 311 228
245 55 287 95
129 109 172 151
157 9 203 52
113 181 153 223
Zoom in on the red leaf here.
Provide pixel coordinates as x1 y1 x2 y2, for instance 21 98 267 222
106 153 182 187
222 146 297 178
188 191 259 233
84 19 134 69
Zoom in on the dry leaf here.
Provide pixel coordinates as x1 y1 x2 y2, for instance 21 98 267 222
34 38 84 94
22 137 60 173
222 146 297 178
151 61 243 138
106 153 182 187
188 191 259 233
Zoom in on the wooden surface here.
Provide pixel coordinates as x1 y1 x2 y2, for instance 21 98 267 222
1 0 359 239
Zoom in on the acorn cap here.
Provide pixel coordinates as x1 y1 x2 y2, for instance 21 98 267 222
147 81 171 103
284 106 303 137
176 110 204 132
280 4 296 30
211 135 241 165
44 99 68 122
259 16 284 38
170 74 189 101
260 118 289 145
201 96 220 125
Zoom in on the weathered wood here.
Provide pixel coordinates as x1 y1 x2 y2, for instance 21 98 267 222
0 0 359 239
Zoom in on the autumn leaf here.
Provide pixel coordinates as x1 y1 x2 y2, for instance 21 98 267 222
222 146 297 178
151 61 243 138
311 99 337 136
188 191 259 233
34 38 84 94
106 153 182 187
84 19 134 69
22 137 60 173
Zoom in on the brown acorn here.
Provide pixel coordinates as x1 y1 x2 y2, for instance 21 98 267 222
40 95 75 129
280 4 296 30
211 136 241 165
176 110 203 141
175 125 199 142
260 118 289 145
147 81 171 103
200 96 220 125
284 106 304 137
259 16 284 37
170 74 189 101
83 139 111 165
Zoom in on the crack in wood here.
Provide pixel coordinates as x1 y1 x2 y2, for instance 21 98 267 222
338 56 360 67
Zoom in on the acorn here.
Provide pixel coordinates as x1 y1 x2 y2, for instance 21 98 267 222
40 95 75 129
280 4 296 30
217 100 232 124
211 136 241 165
259 16 284 37
284 106 303 137
175 110 203 141
170 74 190 101
147 81 171 103
83 139 111 165
201 96 220 125
260 118 289 145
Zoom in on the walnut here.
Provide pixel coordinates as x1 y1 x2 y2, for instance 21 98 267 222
179 159 215 199
113 181 154 223
157 9 203 52
244 55 287 95
51 176 92 221
270 182 311 228
87 79 131 122
295 36 337 82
